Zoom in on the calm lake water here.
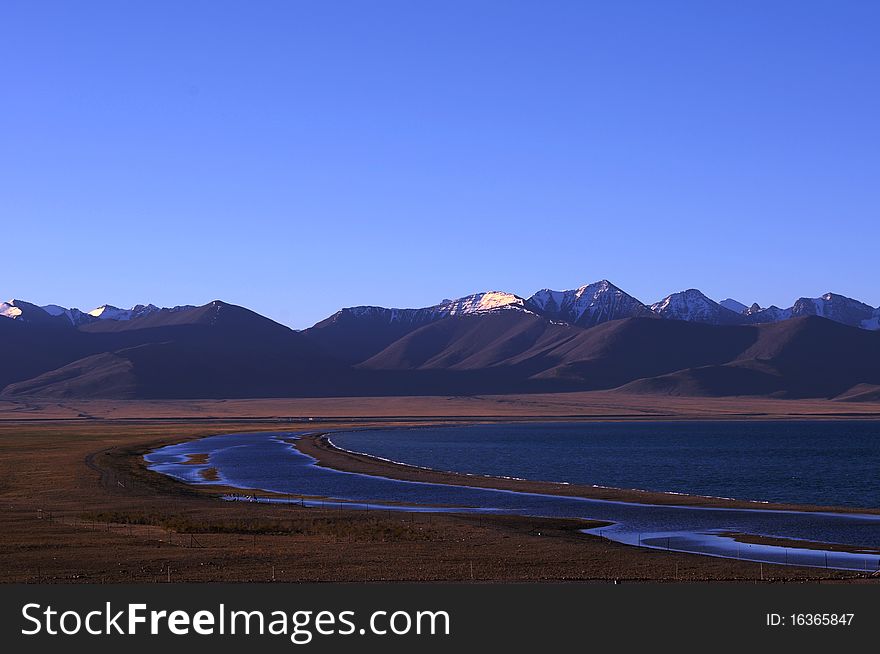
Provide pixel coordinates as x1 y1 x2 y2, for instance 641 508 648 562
145 423 880 572
333 421 880 508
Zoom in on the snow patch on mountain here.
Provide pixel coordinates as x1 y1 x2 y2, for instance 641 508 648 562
86 303 188 322
861 307 880 331
0 301 23 319
527 289 567 314
745 304 791 324
88 304 141 320
2 300 196 326
790 293 875 329
527 280 649 327
41 304 94 326
0 299 71 326
439 291 525 316
334 292 530 327
651 289 744 325
651 289 714 321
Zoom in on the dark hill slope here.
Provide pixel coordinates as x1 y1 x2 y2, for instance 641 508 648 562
4 307 878 400
618 317 880 398
530 318 758 388
363 315 760 390
2 352 137 399
359 312 580 371
1 301 346 398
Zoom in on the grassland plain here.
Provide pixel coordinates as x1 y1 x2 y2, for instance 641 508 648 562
1 393 878 583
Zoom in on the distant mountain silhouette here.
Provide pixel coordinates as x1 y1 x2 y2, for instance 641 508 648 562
1 301 347 399
1 294 879 400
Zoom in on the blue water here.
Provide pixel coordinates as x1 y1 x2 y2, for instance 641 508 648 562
333 421 880 508
145 429 880 572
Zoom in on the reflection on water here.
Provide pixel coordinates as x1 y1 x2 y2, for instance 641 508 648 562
146 432 880 572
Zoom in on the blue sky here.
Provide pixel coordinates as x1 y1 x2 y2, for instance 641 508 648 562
2 1 878 328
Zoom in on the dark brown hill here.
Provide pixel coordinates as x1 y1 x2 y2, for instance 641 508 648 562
1 301 346 398
358 312 580 371
618 317 880 398
3 304 878 400
304 308 438 364
2 352 137 399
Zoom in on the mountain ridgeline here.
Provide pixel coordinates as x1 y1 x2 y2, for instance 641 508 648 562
1 281 879 400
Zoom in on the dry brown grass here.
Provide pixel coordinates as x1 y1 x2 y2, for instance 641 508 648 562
0 395 876 583
2 391 879 422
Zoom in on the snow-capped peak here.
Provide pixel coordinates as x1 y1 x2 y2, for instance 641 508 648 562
87 303 163 321
39 304 93 326
1 299 73 326
526 288 566 313
527 280 619 314
651 289 711 317
436 291 525 316
526 280 649 327
0 300 24 319
650 289 745 325
790 292 877 329
88 304 126 319
0 300 193 326
744 303 791 324
331 292 529 327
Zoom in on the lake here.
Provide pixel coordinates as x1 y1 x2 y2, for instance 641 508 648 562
145 423 880 572
333 421 880 508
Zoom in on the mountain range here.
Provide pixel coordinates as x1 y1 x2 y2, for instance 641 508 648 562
1 281 879 401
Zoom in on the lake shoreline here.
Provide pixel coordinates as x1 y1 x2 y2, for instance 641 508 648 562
2 417 873 583
295 432 880 516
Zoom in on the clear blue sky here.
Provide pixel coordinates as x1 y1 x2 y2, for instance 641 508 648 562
2 1 878 328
